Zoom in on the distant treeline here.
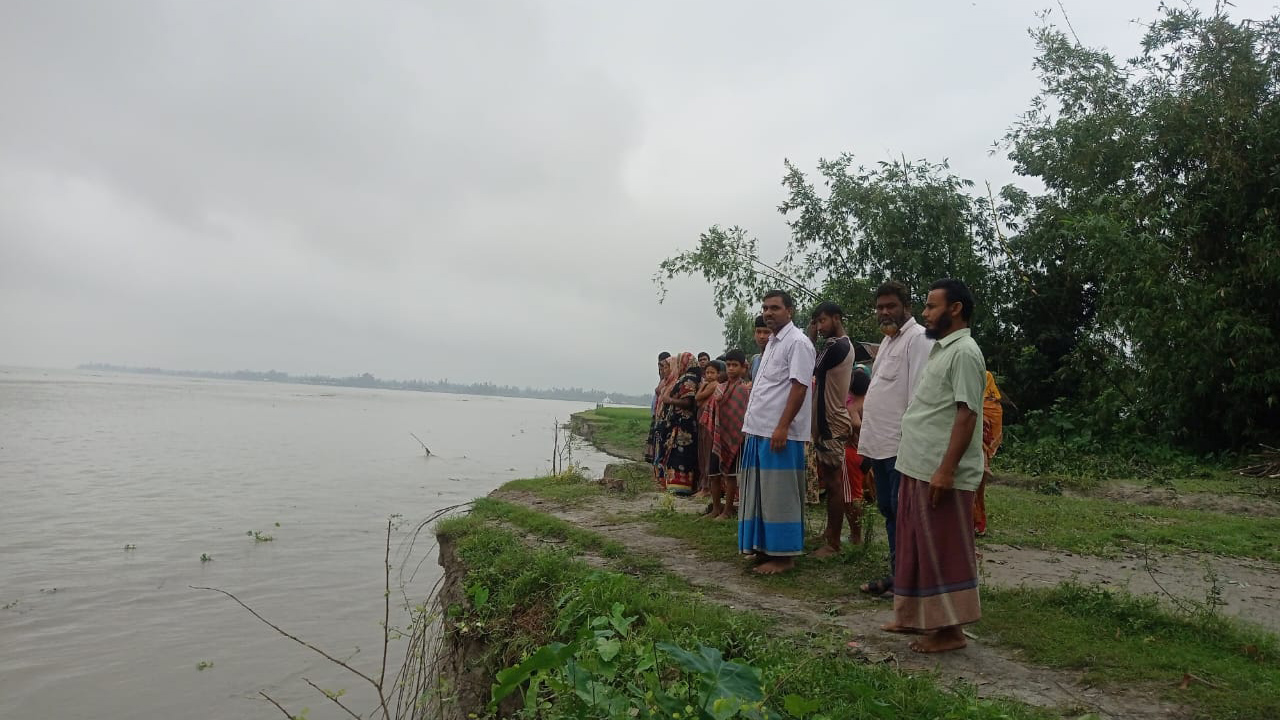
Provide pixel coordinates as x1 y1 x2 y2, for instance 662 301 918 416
78 364 650 406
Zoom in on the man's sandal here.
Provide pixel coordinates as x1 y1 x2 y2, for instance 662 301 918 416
860 577 893 599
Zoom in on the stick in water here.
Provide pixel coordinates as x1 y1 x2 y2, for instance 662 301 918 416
409 432 432 456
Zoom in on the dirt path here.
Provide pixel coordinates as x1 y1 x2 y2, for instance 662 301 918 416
979 543 1280 634
493 488 1189 720
1095 482 1280 519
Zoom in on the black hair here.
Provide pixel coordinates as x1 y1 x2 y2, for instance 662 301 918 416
723 349 747 364
761 289 796 310
753 315 767 329
697 352 710 360
658 351 671 361
874 280 911 307
928 278 975 321
850 367 871 396
707 360 727 376
810 301 844 320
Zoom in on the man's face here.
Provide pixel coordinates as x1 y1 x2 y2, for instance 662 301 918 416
725 360 744 380
922 289 956 340
698 354 710 368
761 296 792 332
657 360 667 378
814 312 839 338
874 294 910 335
753 327 771 349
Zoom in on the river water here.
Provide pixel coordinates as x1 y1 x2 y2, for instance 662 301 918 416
0 367 617 719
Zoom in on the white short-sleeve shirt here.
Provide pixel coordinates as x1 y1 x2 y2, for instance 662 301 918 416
741 321 816 441
858 317 933 460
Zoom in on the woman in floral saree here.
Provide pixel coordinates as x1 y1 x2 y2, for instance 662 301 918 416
659 352 701 496
649 355 679 486
645 353 674 463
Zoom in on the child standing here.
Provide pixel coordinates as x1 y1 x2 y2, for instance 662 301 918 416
709 350 751 520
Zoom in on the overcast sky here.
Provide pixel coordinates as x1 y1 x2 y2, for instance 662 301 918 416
1 1 1271 394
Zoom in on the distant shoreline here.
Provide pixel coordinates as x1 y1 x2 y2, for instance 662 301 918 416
76 363 651 406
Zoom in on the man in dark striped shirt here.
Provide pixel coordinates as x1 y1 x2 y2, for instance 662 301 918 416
807 302 855 557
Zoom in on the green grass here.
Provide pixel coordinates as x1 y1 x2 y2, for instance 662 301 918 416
642 501 891 602
572 407 653 461
436 512 1051 720
1167 472 1280 498
994 463 1280 503
499 464 654 506
450 475 1280 718
980 582 1280 720
501 469 611 506
984 485 1280 561
545 407 1280 716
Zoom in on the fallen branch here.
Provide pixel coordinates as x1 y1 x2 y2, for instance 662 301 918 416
303 677 363 720
1179 672 1227 690
196 504 471 720
379 518 392 720
191 584 382 691
1140 549 1199 616
1233 445 1280 478
259 691 294 719
409 432 432 456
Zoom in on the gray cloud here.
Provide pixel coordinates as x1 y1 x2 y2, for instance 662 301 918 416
1 0 1268 392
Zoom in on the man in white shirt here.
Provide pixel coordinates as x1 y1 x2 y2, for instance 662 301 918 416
738 289 816 575
857 281 933 597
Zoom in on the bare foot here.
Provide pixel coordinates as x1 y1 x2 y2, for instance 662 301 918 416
909 627 967 653
879 622 921 634
812 545 840 558
752 558 795 575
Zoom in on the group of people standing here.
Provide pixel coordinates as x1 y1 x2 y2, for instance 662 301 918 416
646 278 1005 654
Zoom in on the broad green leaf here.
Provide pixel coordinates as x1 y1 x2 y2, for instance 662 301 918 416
490 642 572 706
783 694 823 717
596 637 622 662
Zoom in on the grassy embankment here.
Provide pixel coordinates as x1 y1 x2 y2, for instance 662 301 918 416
569 406 651 461
438 494 1054 720
546 409 1280 719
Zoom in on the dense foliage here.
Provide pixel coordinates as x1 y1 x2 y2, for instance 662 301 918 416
656 5 1280 450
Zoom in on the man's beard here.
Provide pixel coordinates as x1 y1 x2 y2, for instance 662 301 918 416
879 312 909 336
924 313 952 339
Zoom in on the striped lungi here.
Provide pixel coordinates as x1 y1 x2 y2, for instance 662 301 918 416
737 434 807 557
893 475 981 630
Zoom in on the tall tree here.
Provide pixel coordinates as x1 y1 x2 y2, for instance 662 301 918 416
721 304 758 356
1005 6 1280 447
657 158 1011 345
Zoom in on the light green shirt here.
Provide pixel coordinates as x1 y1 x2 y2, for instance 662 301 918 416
895 328 987 492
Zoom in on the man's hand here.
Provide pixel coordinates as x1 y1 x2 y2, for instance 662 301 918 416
930 403 977 507
929 466 955 508
770 425 789 452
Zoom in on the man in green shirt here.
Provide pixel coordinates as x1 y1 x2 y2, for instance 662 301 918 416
883 278 986 653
